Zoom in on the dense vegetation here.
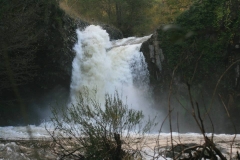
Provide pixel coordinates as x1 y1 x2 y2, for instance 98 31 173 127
158 0 240 95
48 89 155 159
60 0 192 36
153 0 240 132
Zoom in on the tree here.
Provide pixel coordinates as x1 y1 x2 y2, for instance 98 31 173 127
153 0 240 133
157 0 240 88
60 0 155 36
147 0 192 28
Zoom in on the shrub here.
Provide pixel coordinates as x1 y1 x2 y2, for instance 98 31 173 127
47 88 155 160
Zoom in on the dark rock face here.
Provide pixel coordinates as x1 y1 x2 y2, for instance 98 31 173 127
0 1 123 126
140 31 166 97
0 1 77 126
141 32 162 83
101 24 123 40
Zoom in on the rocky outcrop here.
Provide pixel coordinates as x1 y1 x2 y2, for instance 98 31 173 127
140 31 166 95
0 0 123 126
101 24 123 40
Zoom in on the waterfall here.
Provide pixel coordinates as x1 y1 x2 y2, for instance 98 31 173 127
70 25 151 111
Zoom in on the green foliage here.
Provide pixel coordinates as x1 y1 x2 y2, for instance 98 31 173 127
48 88 156 159
60 0 194 36
60 0 156 36
158 0 240 89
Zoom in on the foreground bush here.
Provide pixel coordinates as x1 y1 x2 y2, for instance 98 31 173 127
47 89 155 160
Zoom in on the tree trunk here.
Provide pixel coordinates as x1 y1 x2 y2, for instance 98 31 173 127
115 2 122 28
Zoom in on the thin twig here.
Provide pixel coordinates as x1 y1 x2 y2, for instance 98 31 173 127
190 53 203 83
176 112 182 145
208 59 240 115
168 55 189 159
186 83 203 134
201 92 215 141
219 93 237 159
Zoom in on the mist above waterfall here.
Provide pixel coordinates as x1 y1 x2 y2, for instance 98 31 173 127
70 25 153 113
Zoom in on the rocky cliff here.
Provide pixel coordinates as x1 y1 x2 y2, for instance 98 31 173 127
0 0 123 126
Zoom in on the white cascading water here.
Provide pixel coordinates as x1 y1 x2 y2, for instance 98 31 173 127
70 25 151 111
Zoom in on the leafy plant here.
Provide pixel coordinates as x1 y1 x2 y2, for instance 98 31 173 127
158 0 240 89
47 88 156 159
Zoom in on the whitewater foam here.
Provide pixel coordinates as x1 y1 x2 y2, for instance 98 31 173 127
70 25 151 112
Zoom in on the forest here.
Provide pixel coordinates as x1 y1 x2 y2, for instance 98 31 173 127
60 0 192 36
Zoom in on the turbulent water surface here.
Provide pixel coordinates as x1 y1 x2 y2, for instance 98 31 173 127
0 125 240 160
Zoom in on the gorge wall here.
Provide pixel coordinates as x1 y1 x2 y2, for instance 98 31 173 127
0 0 122 126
